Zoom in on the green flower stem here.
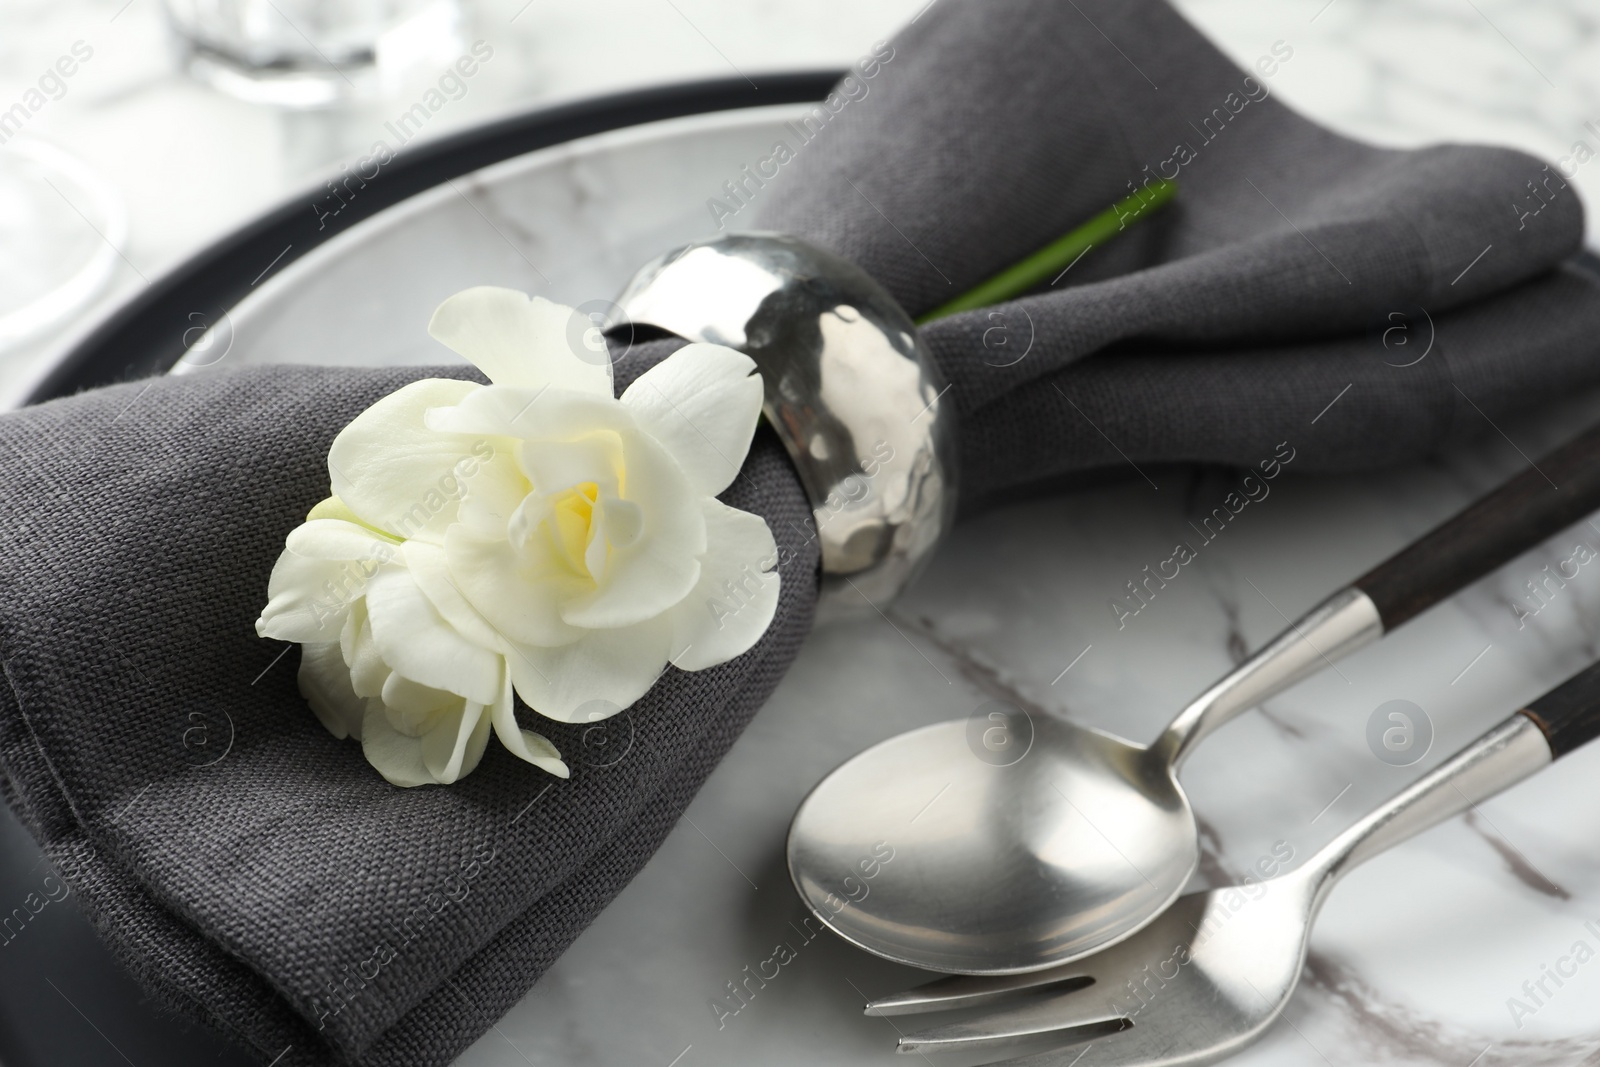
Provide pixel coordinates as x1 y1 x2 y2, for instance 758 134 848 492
915 179 1177 325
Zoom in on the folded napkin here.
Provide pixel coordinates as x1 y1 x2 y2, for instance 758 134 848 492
2 1 1597 1064
0 359 817 1067
754 0 1599 508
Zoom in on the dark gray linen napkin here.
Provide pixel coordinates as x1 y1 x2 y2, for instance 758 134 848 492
755 0 1600 507
0 358 817 1067
2 0 1598 1064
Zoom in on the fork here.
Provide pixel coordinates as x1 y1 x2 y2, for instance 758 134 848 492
863 659 1600 1065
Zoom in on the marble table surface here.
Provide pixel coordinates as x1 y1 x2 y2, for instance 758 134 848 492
9 3 1600 1067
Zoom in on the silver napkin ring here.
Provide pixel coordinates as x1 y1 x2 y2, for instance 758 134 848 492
616 233 956 616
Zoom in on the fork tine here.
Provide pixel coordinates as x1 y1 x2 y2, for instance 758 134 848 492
975 1010 1198 1067
867 968 1094 1016
896 987 1130 1056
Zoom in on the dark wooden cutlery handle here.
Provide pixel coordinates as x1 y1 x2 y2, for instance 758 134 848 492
1354 423 1600 630
1523 659 1600 758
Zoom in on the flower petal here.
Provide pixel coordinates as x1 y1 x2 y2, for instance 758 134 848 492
361 700 436 787
364 565 503 705
558 426 706 629
421 700 493 784
424 385 631 441
256 549 359 643
456 448 531 540
444 526 586 647
343 603 389 700
327 377 481 542
505 615 673 722
517 433 622 496
620 343 763 497
256 519 400 642
284 518 399 561
306 495 397 537
667 498 780 670
401 539 504 651
599 497 642 550
298 641 365 740
380 672 461 734
427 287 613 396
487 672 569 777
583 500 610 579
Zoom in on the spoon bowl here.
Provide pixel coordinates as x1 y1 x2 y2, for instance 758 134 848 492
786 713 1195 974
787 585 1385 975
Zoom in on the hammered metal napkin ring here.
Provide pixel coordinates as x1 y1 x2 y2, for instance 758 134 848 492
616 233 956 614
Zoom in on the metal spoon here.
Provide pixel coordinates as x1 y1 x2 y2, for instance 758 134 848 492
868 657 1600 1064
787 422 1600 975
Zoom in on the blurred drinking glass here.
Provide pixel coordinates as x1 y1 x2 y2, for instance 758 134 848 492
162 0 464 108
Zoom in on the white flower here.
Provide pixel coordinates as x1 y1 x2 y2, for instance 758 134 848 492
256 287 780 787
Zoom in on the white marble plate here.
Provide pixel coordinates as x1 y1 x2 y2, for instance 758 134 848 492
182 102 1600 1067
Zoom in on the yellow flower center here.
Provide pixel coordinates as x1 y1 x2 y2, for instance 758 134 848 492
548 481 600 576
